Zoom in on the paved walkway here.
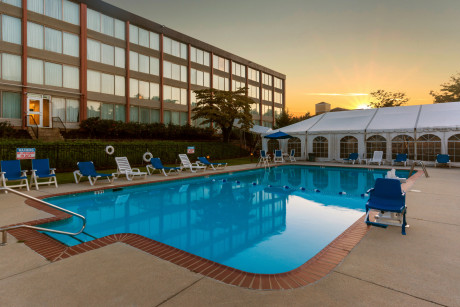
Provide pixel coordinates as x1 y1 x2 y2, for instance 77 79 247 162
0 163 459 306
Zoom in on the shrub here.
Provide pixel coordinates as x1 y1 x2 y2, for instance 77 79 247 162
0 121 16 138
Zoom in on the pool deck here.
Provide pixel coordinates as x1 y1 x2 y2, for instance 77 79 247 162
0 162 459 306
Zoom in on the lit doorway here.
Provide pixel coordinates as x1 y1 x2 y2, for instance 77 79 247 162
27 94 51 128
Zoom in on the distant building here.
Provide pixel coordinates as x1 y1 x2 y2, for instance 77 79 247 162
315 102 331 115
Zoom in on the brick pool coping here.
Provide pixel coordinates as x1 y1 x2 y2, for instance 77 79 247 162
4 167 422 290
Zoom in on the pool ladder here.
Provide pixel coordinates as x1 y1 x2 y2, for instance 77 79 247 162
409 160 429 178
0 187 86 246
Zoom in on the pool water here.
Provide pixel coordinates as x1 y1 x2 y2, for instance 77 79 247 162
41 165 410 274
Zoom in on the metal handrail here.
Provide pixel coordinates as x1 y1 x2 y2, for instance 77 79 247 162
0 187 86 245
52 116 67 134
409 160 429 178
27 115 39 139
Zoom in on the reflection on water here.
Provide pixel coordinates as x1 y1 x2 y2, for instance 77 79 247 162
43 166 409 273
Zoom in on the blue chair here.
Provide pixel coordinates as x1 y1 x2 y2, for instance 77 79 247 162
289 149 296 162
74 161 115 185
257 150 270 166
1 160 29 191
343 153 359 164
30 158 58 190
198 157 227 170
365 178 407 235
392 153 408 167
147 158 181 176
273 150 284 163
435 154 451 168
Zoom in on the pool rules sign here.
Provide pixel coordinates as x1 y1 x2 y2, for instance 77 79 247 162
16 148 36 160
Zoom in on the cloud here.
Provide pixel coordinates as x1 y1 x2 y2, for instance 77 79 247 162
305 93 369 96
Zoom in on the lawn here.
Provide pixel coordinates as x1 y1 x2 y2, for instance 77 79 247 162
55 156 255 184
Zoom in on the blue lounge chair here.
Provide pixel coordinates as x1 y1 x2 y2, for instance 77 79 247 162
392 153 408 167
343 153 359 164
147 158 181 176
365 178 407 235
1 160 29 191
74 161 115 185
30 158 58 190
273 150 284 163
289 149 296 162
435 154 451 168
257 150 270 167
198 157 227 170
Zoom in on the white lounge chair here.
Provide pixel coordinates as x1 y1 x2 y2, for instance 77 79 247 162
289 149 296 162
114 157 147 180
367 151 384 166
179 154 206 172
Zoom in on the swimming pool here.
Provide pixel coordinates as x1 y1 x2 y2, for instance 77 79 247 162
40 165 410 274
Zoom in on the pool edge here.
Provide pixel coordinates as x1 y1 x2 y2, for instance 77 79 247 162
4 168 423 290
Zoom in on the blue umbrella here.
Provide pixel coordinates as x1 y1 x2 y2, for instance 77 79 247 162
264 131 293 139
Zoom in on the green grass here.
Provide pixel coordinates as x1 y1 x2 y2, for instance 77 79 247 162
55 156 255 185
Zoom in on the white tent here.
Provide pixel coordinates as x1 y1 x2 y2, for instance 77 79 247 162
262 102 460 165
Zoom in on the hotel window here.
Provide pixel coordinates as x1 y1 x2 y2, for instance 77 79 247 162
1 15 21 45
129 51 159 75
263 105 272 117
248 68 260 82
27 22 79 57
248 85 259 99
87 70 124 95
163 61 187 82
274 106 282 117
212 55 229 73
51 97 79 122
190 69 210 87
2 0 22 7
274 77 283 89
190 47 210 66
232 80 245 91
0 91 21 119
262 73 272 86
87 39 125 68
274 92 282 104
163 37 187 59
87 101 125 121
27 0 79 25
129 24 159 50
87 8 124 39
212 75 229 91
263 89 272 102
130 106 160 124
1 53 22 82
232 62 246 78
129 78 159 100
163 85 187 105
27 58 78 89
251 102 259 116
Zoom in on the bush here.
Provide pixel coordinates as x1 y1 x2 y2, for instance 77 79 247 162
71 118 216 141
0 121 16 138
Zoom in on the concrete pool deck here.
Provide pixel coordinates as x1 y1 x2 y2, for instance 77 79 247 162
0 162 459 306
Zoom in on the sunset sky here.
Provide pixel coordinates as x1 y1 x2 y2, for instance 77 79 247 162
106 0 460 115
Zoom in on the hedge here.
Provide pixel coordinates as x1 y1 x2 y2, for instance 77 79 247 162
0 140 248 172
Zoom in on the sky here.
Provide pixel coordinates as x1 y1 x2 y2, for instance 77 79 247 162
105 0 460 115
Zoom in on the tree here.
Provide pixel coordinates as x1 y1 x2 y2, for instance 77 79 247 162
368 90 409 108
274 109 312 129
192 88 254 143
430 73 460 103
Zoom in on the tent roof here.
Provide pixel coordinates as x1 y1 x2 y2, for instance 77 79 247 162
366 105 421 133
271 101 460 135
416 102 460 131
308 109 377 133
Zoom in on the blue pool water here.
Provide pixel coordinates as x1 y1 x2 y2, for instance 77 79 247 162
40 165 410 274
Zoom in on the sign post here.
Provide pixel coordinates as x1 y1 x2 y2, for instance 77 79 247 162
16 148 36 160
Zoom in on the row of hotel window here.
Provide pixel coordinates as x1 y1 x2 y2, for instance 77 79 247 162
0 15 282 88
0 90 281 122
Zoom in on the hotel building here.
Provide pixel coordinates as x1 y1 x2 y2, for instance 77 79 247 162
0 0 286 131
